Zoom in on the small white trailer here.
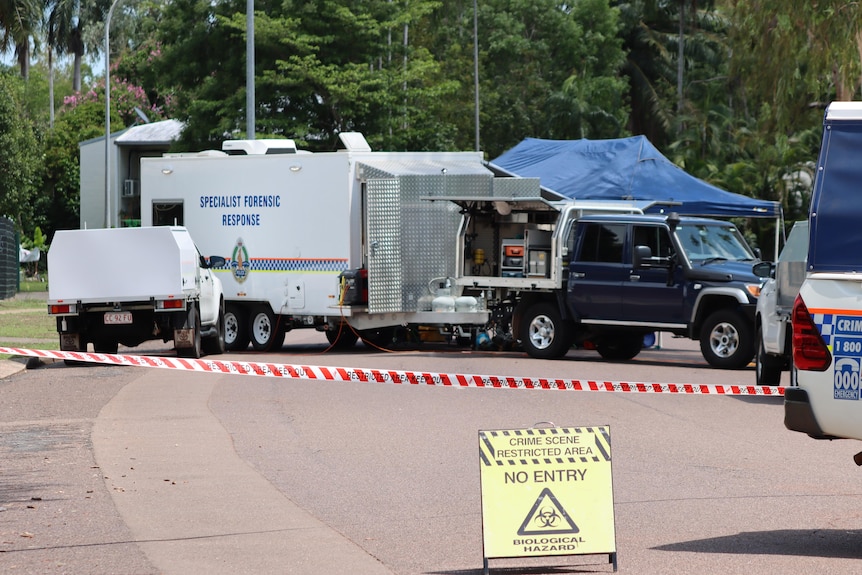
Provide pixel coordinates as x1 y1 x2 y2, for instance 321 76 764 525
47 226 226 358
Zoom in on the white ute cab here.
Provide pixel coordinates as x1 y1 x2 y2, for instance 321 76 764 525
786 101 862 463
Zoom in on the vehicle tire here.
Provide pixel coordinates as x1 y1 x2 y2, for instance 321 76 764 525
249 306 285 351
224 304 250 351
203 303 227 356
177 305 202 359
596 334 643 361
325 324 359 349
699 309 755 369
519 302 572 359
755 325 782 385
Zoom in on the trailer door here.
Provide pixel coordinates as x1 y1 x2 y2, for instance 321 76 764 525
365 179 404 313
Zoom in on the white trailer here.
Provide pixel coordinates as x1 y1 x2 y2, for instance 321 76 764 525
47 226 226 357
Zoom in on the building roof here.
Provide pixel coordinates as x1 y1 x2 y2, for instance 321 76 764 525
115 119 184 146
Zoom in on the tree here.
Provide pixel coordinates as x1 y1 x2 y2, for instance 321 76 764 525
470 0 627 157
728 0 862 133
0 0 41 78
0 71 42 235
42 98 113 235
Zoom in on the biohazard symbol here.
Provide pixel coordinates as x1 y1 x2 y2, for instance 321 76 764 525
517 488 579 536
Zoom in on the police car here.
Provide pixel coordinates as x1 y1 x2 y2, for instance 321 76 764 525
786 102 862 462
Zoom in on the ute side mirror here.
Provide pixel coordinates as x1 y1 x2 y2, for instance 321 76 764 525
633 245 653 268
634 245 673 269
203 255 227 269
752 261 774 279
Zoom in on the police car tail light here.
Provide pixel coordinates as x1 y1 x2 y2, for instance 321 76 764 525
792 295 831 371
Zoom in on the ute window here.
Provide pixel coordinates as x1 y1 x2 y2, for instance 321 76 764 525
674 223 753 263
633 225 673 258
577 223 625 263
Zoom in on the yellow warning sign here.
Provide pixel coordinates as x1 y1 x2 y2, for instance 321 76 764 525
479 426 616 560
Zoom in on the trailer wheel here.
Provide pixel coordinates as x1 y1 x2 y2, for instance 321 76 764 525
203 303 227 356
325 323 359 349
699 309 754 369
755 325 782 385
224 304 249 351
249 306 285 351
596 334 643 361
178 305 202 359
520 302 572 359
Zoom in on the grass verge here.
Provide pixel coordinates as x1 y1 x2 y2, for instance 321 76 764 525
0 297 57 359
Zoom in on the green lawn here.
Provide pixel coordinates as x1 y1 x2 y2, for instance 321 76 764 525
0 296 58 357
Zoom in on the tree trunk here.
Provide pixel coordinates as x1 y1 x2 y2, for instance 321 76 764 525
49 47 55 127
17 43 30 80
677 0 684 114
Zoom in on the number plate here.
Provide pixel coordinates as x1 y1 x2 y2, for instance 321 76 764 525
104 311 133 325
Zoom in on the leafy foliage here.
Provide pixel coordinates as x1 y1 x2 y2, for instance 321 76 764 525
0 71 42 232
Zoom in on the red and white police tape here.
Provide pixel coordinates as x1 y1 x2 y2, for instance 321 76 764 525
0 347 784 396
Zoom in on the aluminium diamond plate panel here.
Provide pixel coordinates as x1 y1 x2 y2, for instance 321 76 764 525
364 168 487 313
366 179 403 313
492 177 542 198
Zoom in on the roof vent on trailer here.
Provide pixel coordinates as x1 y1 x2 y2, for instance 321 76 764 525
337 132 371 152
221 139 299 155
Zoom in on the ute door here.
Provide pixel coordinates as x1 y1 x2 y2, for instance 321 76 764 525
623 224 686 325
568 222 627 321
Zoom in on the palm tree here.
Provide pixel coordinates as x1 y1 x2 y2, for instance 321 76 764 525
0 0 41 78
45 0 107 93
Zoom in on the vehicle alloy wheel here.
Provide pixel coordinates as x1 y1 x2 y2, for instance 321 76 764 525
700 309 754 369
520 302 572 359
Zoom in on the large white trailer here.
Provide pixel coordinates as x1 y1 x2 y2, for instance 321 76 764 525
140 134 511 350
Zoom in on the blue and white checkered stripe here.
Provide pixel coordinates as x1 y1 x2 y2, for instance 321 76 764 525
216 258 348 273
813 313 836 349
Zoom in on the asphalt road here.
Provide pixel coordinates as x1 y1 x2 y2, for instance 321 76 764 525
3 333 862 575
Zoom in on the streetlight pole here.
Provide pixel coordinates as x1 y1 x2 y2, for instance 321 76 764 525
246 0 255 140
105 0 123 228
473 0 480 152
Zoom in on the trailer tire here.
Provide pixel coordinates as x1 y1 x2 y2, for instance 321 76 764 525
224 304 249 351
249 306 285 351
755 325 782 385
359 327 396 350
178 305 202 359
326 323 359 349
520 302 572 359
203 303 227 356
699 309 754 369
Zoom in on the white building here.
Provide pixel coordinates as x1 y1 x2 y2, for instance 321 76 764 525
78 119 184 229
